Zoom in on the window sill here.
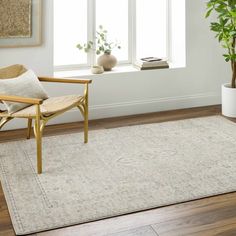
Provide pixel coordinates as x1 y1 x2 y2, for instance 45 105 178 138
54 63 184 78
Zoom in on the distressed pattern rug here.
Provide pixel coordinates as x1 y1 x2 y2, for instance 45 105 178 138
1 116 236 235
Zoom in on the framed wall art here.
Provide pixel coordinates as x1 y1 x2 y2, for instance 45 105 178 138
0 0 42 48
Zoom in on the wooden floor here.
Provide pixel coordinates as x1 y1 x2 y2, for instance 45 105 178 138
1 105 236 236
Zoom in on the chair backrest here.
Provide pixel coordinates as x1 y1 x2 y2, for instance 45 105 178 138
0 64 27 104
0 64 27 79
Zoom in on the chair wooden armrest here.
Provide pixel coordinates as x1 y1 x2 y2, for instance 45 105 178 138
38 77 92 84
0 94 43 105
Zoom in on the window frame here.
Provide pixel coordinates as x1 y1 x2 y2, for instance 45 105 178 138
54 0 171 72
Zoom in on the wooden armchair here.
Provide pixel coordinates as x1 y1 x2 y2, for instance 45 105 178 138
0 64 92 174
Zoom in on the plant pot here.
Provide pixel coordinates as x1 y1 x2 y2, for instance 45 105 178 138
97 53 117 71
222 83 236 118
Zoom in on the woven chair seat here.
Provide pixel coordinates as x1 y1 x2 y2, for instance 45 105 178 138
0 95 83 118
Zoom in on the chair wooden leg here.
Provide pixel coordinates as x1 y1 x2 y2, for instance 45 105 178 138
84 103 88 143
0 117 5 130
35 105 42 174
27 118 32 139
0 117 13 130
84 85 89 144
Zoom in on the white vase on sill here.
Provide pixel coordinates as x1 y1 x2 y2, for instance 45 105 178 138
97 52 117 71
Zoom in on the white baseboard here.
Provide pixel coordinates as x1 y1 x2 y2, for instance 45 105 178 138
2 92 220 130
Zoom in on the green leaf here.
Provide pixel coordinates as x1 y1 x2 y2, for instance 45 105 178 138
205 0 236 66
76 44 83 50
205 8 213 18
230 10 236 17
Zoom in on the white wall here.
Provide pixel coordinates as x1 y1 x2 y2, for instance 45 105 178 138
0 0 230 130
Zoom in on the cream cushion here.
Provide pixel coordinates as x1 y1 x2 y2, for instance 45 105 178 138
0 70 48 114
0 64 27 106
0 103 5 111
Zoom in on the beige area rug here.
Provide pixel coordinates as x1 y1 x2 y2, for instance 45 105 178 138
1 116 236 235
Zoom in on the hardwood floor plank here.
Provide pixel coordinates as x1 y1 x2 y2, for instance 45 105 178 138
0 229 15 236
192 224 236 236
152 204 236 235
153 221 236 236
0 184 14 234
107 226 158 236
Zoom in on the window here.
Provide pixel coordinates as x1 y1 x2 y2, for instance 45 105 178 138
136 0 168 59
54 0 185 71
54 0 87 67
96 0 129 62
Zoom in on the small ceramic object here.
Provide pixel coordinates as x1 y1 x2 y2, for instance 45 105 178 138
97 53 117 71
91 65 104 74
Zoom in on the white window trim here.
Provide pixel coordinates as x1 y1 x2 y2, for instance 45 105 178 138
54 0 171 72
88 0 96 66
166 0 172 64
129 0 136 64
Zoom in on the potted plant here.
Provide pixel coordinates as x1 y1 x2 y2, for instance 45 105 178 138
77 25 121 71
206 0 236 117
